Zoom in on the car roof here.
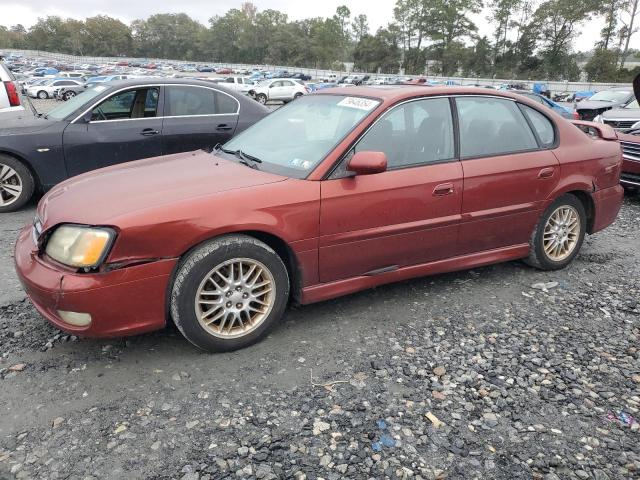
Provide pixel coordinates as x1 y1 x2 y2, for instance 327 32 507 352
315 85 531 103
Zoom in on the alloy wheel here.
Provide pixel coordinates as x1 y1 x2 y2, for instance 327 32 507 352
542 206 580 261
0 163 23 207
194 258 275 339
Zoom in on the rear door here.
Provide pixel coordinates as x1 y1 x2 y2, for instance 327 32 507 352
161 85 240 154
455 96 560 255
63 86 163 176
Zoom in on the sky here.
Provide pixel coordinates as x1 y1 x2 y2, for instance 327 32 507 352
0 0 621 53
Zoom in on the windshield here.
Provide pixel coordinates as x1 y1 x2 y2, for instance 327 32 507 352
590 90 631 102
46 85 108 120
223 95 380 178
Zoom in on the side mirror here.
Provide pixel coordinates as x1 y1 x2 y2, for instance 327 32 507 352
82 111 93 123
347 151 387 176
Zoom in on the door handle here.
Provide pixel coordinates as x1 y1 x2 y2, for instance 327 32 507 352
433 183 454 196
538 167 555 179
140 128 159 136
216 124 233 132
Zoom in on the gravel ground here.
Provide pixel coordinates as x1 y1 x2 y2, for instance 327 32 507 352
0 191 638 480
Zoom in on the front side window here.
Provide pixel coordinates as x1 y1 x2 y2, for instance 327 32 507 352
223 94 380 178
355 97 455 168
456 96 538 158
91 88 158 121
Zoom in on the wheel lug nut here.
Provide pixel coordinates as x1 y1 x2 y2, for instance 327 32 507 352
226 301 232 308
236 286 242 291
242 293 248 299
236 303 243 309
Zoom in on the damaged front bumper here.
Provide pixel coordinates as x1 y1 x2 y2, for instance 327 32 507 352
14 225 178 337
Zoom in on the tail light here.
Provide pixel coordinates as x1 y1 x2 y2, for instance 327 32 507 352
4 81 20 107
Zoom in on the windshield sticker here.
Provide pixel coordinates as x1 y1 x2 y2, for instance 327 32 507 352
290 158 312 169
337 97 378 111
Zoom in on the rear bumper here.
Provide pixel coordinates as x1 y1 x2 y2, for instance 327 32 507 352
591 184 624 233
14 225 177 338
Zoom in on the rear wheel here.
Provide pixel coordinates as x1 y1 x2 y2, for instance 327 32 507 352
170 235 290 352
525 194 586 270
294 92 303 100
0 155 35 213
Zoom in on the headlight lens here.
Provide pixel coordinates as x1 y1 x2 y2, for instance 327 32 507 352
593 114 603 123
45 225 114 268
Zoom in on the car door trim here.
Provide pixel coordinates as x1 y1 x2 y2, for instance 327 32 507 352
71 83 241 124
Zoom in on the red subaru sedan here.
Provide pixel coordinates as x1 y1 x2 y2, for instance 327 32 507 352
15 87 624 351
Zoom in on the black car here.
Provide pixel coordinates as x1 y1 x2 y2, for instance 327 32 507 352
289 72 312 81
0 78 269 212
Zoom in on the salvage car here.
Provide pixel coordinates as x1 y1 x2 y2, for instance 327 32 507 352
248 78 308 104
0 78 269 212
26 78 84 99
575 87 634 121
510 91 577 119
15 86 623 352
595 99 640 131
616 130 640 190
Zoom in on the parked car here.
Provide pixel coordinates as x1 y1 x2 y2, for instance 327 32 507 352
553 91 573 102
509 91 577 119
26 79 84 99
54 83 87 101
57 72 86 79
216 68 233 75
220 76 255 94
595 99 640 131
0 78 269 212
575 87 634 120
616 130 640 190
14 86 623 351
289 72 312 81
248 78 308 104
1 59 27 114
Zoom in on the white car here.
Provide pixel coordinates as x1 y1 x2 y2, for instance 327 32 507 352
248 78 308 104
220 76 255 94
57 71 86 79
26 79 84 99
0 60 25 113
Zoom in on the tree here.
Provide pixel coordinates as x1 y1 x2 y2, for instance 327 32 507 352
353 29 400 73
83 16 132 56
584 48 619 81
620 0 640 69
351 14 369 43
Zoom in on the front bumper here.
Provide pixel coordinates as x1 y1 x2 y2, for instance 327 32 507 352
621 157 640 187
591 184 624 233
14 225 178 338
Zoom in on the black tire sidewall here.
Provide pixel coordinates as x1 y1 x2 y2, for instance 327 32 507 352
0 156 35 213
257 94 267 104
171 237 289 352
533 194 586 270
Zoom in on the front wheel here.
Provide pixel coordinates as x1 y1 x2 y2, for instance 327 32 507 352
0 155 35 213
37 90 48 99
256 93 267 104
170 235 290 352
525 194 586 270
63 91 76 100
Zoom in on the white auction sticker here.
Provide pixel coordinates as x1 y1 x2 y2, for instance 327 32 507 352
337 97 379 111
92 85 107 92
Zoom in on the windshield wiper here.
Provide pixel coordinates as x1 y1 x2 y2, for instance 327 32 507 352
216 145 263 169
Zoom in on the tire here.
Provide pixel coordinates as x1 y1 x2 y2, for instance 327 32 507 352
37 90 48 99
525 194 587 270
294 92 303 99
256 94 267 105
63 91 76 101
170 234 290 352
0 155 35 213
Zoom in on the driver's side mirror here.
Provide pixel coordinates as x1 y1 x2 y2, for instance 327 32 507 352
81 111 93 123
347 151 387 176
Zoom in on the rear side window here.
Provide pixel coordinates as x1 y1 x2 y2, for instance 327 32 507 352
456 96 538 158
166 86 215 116
521 105 555 147
214 90 239 114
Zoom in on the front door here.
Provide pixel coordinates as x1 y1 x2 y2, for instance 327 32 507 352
454 96 561 254
63 87 162 177
161 85 240 154
319 97 463 283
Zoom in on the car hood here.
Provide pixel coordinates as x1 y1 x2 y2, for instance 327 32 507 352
602 108 640 120
576 100 622 111
39 150 287 228
0 110 55 135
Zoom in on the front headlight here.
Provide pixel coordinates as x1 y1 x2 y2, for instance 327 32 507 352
593 114 603 123
45 225 115 269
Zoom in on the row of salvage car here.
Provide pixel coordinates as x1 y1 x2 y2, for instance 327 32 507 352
0 57 636 352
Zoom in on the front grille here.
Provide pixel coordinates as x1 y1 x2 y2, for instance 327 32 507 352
604 119 638 130
621 172 640 186
620 141 640 162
